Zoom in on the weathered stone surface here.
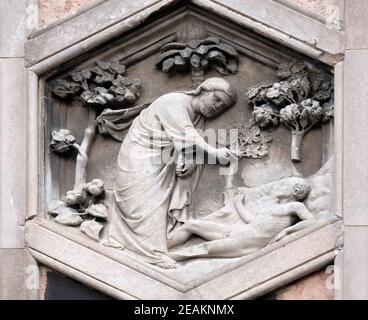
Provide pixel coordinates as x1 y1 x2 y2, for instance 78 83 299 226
26 219 341 299
26 0 176 66
0 0 27 57
38 0 342 27
38 0 341 26
289 0 343 22
0 249 39 300
290 0 329 16
275 270 333 300
346 0 368 49
196 0 344 55
0 59 27 248
334 248 343 300
343 226 368 299
38 0 99 27
333 61 343 218
343 51 368 226
26 0 344 72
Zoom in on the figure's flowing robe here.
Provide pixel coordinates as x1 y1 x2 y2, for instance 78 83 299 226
107 93 205 263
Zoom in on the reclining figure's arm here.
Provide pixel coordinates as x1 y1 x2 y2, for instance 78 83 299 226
275 202 315 220
232 192 255 223
271 202 317 243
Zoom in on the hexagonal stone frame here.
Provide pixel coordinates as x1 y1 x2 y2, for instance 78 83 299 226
24 0 344 299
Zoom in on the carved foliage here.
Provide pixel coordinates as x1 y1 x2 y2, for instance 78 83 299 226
246 61 334 161
156 23 238 86
48 179 107 241
52 60 141 107
49 129 77 154
230 125 272 159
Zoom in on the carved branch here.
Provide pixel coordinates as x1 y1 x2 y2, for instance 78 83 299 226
52 61 141 107
225 124 272 191
246 60 334 162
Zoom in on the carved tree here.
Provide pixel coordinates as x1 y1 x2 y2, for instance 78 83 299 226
246 61 334 161
279 99 334 160
156 22 238 86
51 60 141 194
224 125 272 194
49 61 142 239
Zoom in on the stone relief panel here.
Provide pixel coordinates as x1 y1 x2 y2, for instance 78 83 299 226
247 60 334 162
41 7 338 290
156 22 238 86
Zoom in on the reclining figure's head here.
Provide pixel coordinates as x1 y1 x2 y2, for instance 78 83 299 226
277 177 311 202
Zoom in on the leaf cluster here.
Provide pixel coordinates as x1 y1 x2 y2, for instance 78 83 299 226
52 61 141 108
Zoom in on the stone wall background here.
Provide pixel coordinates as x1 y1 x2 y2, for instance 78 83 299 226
38 0 97 26
273 270 333 300
38 0 339 27
36 0 337 300
292 0 330 16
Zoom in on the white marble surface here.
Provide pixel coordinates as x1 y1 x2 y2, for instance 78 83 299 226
0 0 27 57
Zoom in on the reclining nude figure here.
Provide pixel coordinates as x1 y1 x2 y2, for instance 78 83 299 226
168 177 316 261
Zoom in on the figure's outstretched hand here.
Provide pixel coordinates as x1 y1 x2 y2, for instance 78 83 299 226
176 163 197 178
216 148 239 165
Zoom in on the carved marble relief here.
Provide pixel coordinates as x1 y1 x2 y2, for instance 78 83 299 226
44 13 338 276
247 61 334 161
156 23 238 86
48 60 143 238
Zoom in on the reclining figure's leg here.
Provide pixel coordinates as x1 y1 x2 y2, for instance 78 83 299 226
167 219 232 249
170 236 257 261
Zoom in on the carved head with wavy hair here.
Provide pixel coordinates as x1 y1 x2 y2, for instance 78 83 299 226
293 180 311 201
274 177 311 202
185 77 238 118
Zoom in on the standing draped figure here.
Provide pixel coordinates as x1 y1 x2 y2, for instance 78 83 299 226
106 78 237 268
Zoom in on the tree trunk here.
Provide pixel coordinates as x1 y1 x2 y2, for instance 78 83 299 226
223 160 238 204
191 68 204 87
291 131 304 162
73 108 97 192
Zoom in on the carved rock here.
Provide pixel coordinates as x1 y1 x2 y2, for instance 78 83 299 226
86 204 108 219
64 190 87 206
48 178 107 237
80 219 104 241
47 200 66 217
54 207 83 226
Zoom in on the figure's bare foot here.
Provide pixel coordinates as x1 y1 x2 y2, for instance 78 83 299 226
155 255 177 269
